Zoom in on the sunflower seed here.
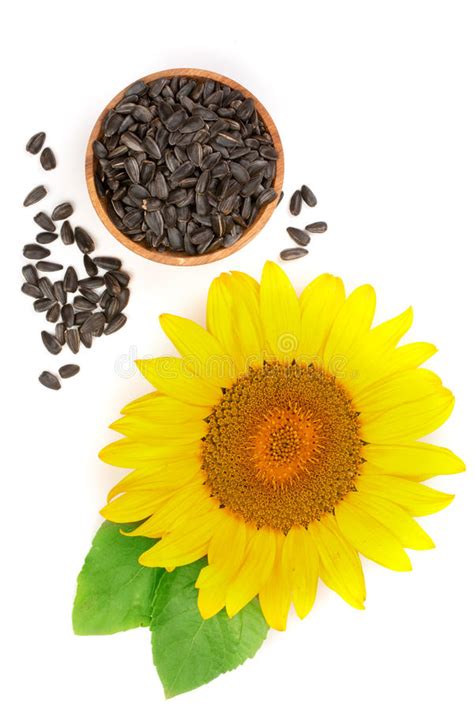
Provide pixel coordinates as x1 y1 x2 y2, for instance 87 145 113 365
36 261 63 272
23 244 50 259
53 281 66 305
52 202 73 220
110 270 129 287
289 190 302 216
124 156 140 183
21 282 42 298
117 288 130 311
74 295 96 311
65 328 80 354
60 220 74 245
26 132 46 154
39 371 61 390
74 226 95 253
256 188 277 209
104 313 127 335
61 304 74 328
93 140 107 158
33 212 56 232
105 297 120 321
74 310 92 326
34 298 55 312
59 364 80 379
46 302 60 322
78 276 104 289
40 147 56 170
287 227 311 246
80 330 93 348
41 330 62 354
301 185 317 207
277 191 284 206
64 266 78 292
305 221 328 233
23 185 47 207
280 247 308 260
81 312 106 336
22 264 39 285
84 254 98 276
55 322 66 345
38 276 55 299
104 271 122 295
260 145 278 160
79 287 100 304
36 231 58 244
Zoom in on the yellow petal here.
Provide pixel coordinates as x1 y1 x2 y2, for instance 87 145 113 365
297 274 345 364
227 271 265 368
324 285 376 371
364 442 465 480
101 490 170 523
361 388 455 442
282 527 319 619
109 413 208 443
355 473 454 517
206 274 243 367
139 507 221 568
366 306 414 352
136 356 222 406
107 457 202 501
99 436 199 468
345 491 434 550
121 394 210 422
355 368 442 417
309 515 365 609
126 482 211 538
197 583 227 619
121 391 160 414
259 261 301 362
160 313 235 387
350 342 438 398
259 534 291 631
225 527 276 617
335 498 412 571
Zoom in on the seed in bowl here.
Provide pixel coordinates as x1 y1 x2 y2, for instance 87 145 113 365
93 75 280 256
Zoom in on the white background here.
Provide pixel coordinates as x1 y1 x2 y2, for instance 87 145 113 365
2 1 473 709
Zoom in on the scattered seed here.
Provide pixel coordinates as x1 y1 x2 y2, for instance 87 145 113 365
46 302 60 322
94 256 122 271
33 212 56 232
36 231 58 244
38 277 55 299
65 328 80 354
74 226 95 253
78 276 104 289
60 220 74 245
286 227 311 246
81 312 105 337
84 254 98 276
61 304 74 327
104 271 121 296
52 202 73 220
26 132 46 155
39 371 61 390
104 313 127 335
53 281 66 305
59 364 80 379
41 330 62 354
22 264 39 285
23 185 47 207
64 266 78 292
21 282 42 298
280 247 308 260
305 221 328 233
23 244 50 259
301 185 317 207
36 261 63 272
289 190 302 216
40 147 56 170
55 322 66 345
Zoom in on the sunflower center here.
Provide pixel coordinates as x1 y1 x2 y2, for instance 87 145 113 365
201 362 363 533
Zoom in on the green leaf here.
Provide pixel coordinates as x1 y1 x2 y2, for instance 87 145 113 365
73 521 163 635
150 558 269 698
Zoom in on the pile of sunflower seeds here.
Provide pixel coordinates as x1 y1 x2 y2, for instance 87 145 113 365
280 184 328 260
22 132 130 389
94 76 279 255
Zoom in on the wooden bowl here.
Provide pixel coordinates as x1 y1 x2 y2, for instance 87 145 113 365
85 68 284 266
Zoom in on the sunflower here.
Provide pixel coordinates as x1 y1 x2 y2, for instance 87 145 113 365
99 262 464 630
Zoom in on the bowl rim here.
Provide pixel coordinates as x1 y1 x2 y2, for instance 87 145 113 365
85 67 284 266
